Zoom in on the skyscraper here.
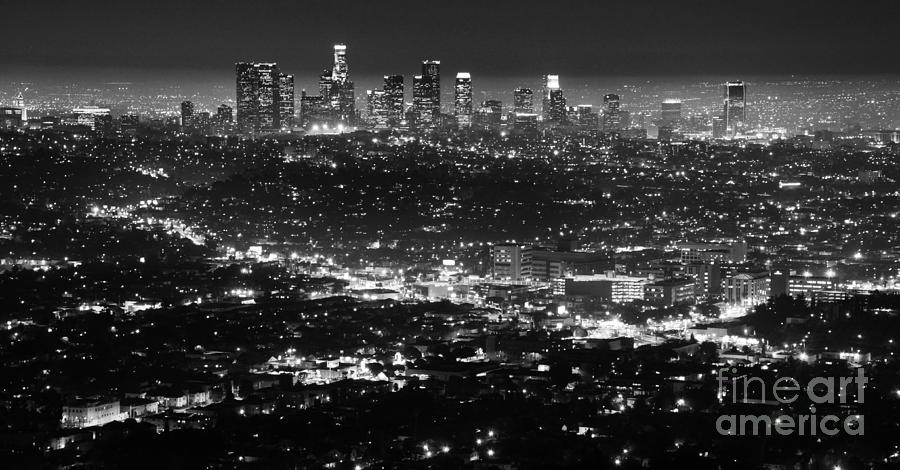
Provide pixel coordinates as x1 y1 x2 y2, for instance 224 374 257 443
235 62 291 134
660 99 682 129
278 73 295 131
180 101 194 129
254 63 279 132
513 87 534 114
602 93 621 131
724 81 746 135
413 60 441 130
454 73 473 128
383 75 404 125
332 44 348 83
236 62 257 133
542 75 566 123
330 44 355 124
366 89 390 129
475 99 503 132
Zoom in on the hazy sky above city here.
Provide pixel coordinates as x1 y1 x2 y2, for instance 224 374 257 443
5 0 900 82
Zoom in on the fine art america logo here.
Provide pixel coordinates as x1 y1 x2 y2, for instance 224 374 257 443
716 367 867 436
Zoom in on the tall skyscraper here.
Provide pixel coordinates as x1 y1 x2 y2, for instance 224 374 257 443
724 81 746 135
660 99 682 129
602 93 621 131
254 63 279 132
513 87 534 114
413 60 441 130
332 44 348 83
454 73 473 128
180 100 194 129
329 44 355 124
236 62 257 133
475 99 503 131
383 75 404 124
542 75 566 123
278 73 295 131
366 89 390 129
235 62 291 134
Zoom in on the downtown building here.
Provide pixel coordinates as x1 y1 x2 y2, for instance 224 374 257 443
299 44 356 130
413 60 441 130
236 62 294 134
365 74 405 130
542 74 566 124
724 80 746 136
454 73 473 128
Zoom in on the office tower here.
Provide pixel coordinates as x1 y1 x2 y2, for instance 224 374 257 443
542 74 559 120
180 100 195 129
332 44 348 83
278 73 295 131
602 93 621 131
712 115 726 138
492 244 533 281
254 63 279 132
366 89 390 129
572 104 598 129
216 104 233 123
195 112 211 134
236 62 257 133
383 75 404 124
235 62 290 133
660 99 682 128
329 44 355 123
475 99 503 131
542 74 566 123
319 69 334 102
724 80 746 135
414 60 441 129
513 87 534 114
300 91 328 129
454 72 473 128
214 104 233 134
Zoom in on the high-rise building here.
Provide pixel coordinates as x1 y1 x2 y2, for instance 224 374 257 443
236 62 257 132
474 99 503 131
216 104 233 123
724 81 746 135
513 87 534 114
602 93 621 131
214 104 234 134
180 100 195 129
366 89 390 129
254 63 279 132
454 72 473 128
413 60 441 130
712 115 726 138
542 74 566 123
235 62 291 134
329 44 355 123
332 44 348 83
660 99 682 128
278 73 295 131
383 75 404 124
300 91 328 129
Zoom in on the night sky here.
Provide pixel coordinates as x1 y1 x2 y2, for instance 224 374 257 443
4 0 900 80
